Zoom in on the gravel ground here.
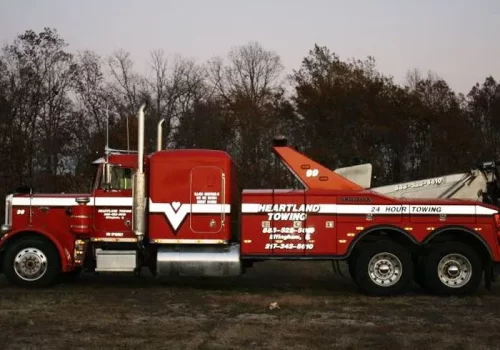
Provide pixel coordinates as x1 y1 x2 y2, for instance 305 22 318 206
1 261 500 350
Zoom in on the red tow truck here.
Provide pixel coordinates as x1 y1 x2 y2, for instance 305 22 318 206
1 105 499 295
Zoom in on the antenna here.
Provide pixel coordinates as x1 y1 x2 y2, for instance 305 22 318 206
103 103 112 185
105 104 110 158
126 114 130 152
29 187 33 225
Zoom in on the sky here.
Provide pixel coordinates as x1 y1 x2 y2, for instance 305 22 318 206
0 0 498 94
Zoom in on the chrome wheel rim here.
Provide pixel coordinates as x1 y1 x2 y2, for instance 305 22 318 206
368 252 403 287
14 247 48 281
437 253 472 288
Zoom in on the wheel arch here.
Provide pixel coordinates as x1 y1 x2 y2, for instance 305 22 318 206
346 225 419 258
422 225 493 262
0 229 72 273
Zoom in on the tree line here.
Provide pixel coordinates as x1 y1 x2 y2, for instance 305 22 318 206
0 27 499 203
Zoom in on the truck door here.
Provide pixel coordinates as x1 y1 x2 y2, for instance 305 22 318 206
92 165 134 240
190 166 225 233
304 193 337 255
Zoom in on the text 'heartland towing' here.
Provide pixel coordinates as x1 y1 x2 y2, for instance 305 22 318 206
257 204 320 221
1 104 500 296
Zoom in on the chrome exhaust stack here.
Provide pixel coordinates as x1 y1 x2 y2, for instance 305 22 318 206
133 104 147 242
157 118 165 151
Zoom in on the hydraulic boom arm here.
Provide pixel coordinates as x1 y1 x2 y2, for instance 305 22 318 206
336 159 500 205
272 142 363 191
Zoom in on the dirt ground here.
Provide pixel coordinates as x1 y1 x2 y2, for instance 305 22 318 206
0 261 500 350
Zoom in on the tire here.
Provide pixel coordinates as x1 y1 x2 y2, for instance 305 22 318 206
353 241 413 296
348 248 361 281
413 253 429 291
348 261 357 280
422 242 482 296
3 235 61 288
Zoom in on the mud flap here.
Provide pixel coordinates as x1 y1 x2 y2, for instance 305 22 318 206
485 261 499 291
493 262 500 282
485 268 492 291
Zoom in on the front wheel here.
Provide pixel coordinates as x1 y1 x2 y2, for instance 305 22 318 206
422 242 482 295
3 236 60 287
353 241 413 296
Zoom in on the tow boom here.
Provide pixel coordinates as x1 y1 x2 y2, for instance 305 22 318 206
272 139 363 191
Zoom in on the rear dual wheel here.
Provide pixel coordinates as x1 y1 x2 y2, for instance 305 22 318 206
351 241 413 296
350 240 483 296
420 242 482 295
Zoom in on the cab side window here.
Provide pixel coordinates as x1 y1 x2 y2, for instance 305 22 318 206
100 166 133 190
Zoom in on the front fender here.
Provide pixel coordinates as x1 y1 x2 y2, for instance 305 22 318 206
0 226 76 272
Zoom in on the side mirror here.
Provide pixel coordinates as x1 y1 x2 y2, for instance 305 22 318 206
98 163 114 191
104 163 111 186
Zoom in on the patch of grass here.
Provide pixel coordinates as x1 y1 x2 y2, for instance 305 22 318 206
1 261 500 349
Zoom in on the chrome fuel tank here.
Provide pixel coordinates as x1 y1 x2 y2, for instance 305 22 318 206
156 244 241 277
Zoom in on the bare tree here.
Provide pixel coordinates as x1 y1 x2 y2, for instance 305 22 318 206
74 50 109 134
209 41 283 106
0 28 498 201
147 50 207 149
206 42 291 187
107 49 146 116
70 50 112 186
1 28 77 190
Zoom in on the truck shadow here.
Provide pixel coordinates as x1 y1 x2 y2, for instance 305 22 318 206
1 260 497 297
